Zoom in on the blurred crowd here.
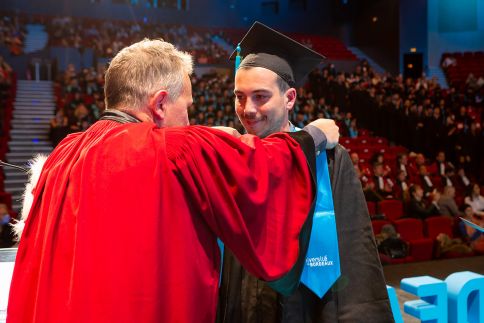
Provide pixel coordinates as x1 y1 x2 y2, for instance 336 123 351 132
0 15 25 55
0 12 481 252
0 55 13 138
51 58 484 183
47 16 227 64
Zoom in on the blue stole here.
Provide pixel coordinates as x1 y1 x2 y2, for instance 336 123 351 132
300 149 341 298
218 125 341 298
292 124 341 298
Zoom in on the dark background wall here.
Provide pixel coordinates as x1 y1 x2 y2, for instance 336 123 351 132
1 0 333 34
399 0 427 75
342 0 400 75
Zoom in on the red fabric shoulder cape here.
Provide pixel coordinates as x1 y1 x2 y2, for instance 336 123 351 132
8 121 314 323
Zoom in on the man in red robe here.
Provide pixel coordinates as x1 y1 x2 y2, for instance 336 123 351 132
7 39 338 323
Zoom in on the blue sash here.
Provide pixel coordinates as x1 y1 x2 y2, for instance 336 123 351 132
300 150 341 298
218 126 341 298
217 239 224 286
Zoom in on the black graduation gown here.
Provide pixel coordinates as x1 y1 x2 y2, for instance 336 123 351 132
216 145 394 323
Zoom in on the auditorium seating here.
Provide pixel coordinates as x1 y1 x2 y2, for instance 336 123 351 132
371 219 391 235
290 34 357 60
442 51 484 88
367 201 377 217
0 70 16 214
220 29 357 61
393 218 434 261
379 200 404 222
425 216 454 240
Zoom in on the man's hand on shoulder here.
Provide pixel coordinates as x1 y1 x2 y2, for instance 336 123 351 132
308 119 339 149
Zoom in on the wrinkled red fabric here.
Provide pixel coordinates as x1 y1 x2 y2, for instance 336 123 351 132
7 121 313 323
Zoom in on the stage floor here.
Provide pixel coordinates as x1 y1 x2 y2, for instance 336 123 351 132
1 248 482 322
383 255 484 322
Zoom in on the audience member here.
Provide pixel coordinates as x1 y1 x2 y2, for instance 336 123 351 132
394 170 409 201
418 164 435 196
0 203 14 248
459 205 484 254
464 183 484 216
407 185 441 219
372 162 393 198
438 186 463 218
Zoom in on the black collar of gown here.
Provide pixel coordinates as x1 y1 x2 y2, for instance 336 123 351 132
99 109 142 124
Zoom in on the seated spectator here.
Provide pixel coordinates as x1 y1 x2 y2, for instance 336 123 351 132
459 205 484 254
442 167 455 187
340 112 352 135
466 73 479 91
432 151 455 184
348 118 358 138
371 152 392 176
408 153 426 178
464 183 484 216
396 153 409 179
407 185 441 219
454 168 471 191
438 186 463 218
372 162 393 198
0 203 15 248
69 103 94 133
362 180 383 202
441 56 456 69
376 224 409 263
49 109 70 147
435 233 473 258
350 152 359 167
418 164 435 196
394 170 409 201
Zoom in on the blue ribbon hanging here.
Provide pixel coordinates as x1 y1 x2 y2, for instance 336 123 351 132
300 150 341 298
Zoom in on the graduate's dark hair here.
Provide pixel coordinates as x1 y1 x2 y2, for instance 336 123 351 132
276 75 291 94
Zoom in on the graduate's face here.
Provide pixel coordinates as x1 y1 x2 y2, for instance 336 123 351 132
162 74 193 127
234 67 295 138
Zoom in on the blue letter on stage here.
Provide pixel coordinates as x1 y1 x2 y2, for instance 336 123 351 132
401 276 447 323
446 271 484 323
386 285 404 323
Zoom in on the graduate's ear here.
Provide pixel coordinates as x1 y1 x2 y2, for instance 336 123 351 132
284 87 297 111
149 89 169 124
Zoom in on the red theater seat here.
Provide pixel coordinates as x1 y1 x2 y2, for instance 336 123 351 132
425 216 454 240
371 219 390 235
378 199 404 221
425 217 473 259
367 201 377 217
394 218 434 261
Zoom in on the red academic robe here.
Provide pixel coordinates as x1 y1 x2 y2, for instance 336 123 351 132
7 120 314 323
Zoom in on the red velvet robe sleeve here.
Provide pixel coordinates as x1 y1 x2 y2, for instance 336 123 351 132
7 122 314 323
166 126 314 280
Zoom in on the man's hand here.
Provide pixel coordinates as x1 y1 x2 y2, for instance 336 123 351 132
308 119 339 149
212 126 242 138
431 190 441 203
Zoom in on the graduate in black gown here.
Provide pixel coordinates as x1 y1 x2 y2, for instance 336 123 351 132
217 22 393 323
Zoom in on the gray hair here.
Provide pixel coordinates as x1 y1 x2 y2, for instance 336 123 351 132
104 38 193 111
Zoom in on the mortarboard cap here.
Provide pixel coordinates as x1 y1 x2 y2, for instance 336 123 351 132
229 21 326 87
